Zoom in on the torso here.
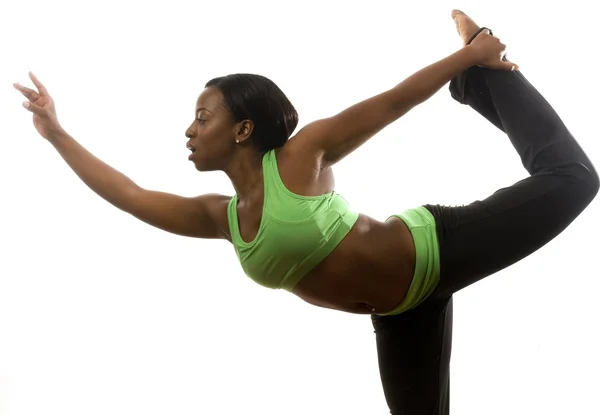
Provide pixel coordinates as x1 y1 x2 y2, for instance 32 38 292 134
212 142 416 315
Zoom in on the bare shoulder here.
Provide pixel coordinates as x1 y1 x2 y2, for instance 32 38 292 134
198 193 233 240
276 130 335 196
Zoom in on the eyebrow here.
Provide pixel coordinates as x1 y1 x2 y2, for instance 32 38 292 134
196 107 213 115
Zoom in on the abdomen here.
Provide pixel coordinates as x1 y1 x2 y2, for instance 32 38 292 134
291 213 416 314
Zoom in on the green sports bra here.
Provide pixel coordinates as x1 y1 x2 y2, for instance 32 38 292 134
227 149 360 291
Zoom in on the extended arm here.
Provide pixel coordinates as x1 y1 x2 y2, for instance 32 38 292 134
49 132 230 238
15 73 228 239
295 46 479 168
49 130 228 239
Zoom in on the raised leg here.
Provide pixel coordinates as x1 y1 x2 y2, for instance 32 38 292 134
426 11 599 298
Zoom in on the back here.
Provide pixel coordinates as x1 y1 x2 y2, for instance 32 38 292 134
227 149 359 290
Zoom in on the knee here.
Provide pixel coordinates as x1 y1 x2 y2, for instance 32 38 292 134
570 162 599 203
581 162 599 197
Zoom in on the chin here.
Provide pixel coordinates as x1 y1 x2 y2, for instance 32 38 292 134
192 162 208 172
191 159 218 172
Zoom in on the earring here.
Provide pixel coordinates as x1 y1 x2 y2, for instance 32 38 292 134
235 139 240 143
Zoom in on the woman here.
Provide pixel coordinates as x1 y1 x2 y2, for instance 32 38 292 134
14 10 598 415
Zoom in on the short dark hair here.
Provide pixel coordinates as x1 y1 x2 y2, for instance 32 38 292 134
205 74 299 153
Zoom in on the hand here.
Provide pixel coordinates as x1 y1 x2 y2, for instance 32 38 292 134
14 72 65 140
469 29 519 71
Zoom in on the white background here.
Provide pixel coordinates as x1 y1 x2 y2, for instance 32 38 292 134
1 1 598 414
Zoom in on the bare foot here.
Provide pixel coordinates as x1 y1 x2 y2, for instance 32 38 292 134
451 9 481 46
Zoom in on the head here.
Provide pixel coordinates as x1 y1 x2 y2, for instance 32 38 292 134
185 74 299 171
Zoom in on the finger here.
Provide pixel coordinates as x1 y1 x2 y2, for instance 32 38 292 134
503 61 519 71
13 82 40 102
474 28 491 41
28 72 49 96
22 101 46 115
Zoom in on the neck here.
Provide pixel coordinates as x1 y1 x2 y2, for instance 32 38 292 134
224 148 266 200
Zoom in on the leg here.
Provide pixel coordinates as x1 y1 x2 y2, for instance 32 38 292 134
426 27 599 297
371 296 453 415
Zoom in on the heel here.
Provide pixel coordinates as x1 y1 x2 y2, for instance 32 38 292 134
466 27 492 45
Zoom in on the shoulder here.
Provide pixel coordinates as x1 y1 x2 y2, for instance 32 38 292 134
278 129 326 173
199 193 233 240
273 132 335 196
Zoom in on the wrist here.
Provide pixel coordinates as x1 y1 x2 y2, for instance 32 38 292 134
456 46 479 69
47 127 70 145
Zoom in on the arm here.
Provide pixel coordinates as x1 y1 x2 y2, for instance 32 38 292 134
14 73 227 239
295 46 479 168
50 130 228 239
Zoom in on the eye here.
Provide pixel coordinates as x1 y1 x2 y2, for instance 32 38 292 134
197 118 206 124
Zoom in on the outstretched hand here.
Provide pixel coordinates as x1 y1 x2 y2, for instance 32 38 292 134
469 29 519 71
14 72 65 140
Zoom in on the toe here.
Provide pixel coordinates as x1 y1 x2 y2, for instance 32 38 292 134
451 9 464 18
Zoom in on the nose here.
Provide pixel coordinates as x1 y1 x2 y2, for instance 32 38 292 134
185 121 196 139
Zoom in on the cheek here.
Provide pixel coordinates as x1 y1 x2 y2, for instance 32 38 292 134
199 126 230 153
196 124 216 142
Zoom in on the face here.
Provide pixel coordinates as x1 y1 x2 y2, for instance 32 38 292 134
185 87 253 171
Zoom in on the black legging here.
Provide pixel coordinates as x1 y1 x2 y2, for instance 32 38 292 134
371 28 599 415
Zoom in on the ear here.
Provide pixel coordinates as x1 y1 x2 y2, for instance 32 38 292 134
234 119 254 143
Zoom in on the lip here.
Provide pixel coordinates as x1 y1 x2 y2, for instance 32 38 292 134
188 151 195 160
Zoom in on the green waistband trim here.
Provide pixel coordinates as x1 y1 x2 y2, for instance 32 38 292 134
377 206 441 316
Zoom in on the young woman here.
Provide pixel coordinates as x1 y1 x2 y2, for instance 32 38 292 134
14 10 597 415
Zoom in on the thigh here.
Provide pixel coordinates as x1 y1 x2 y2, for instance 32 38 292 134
372 296 453 415
426 166 595 298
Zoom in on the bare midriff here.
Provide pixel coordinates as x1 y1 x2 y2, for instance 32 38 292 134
291 213 416 315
